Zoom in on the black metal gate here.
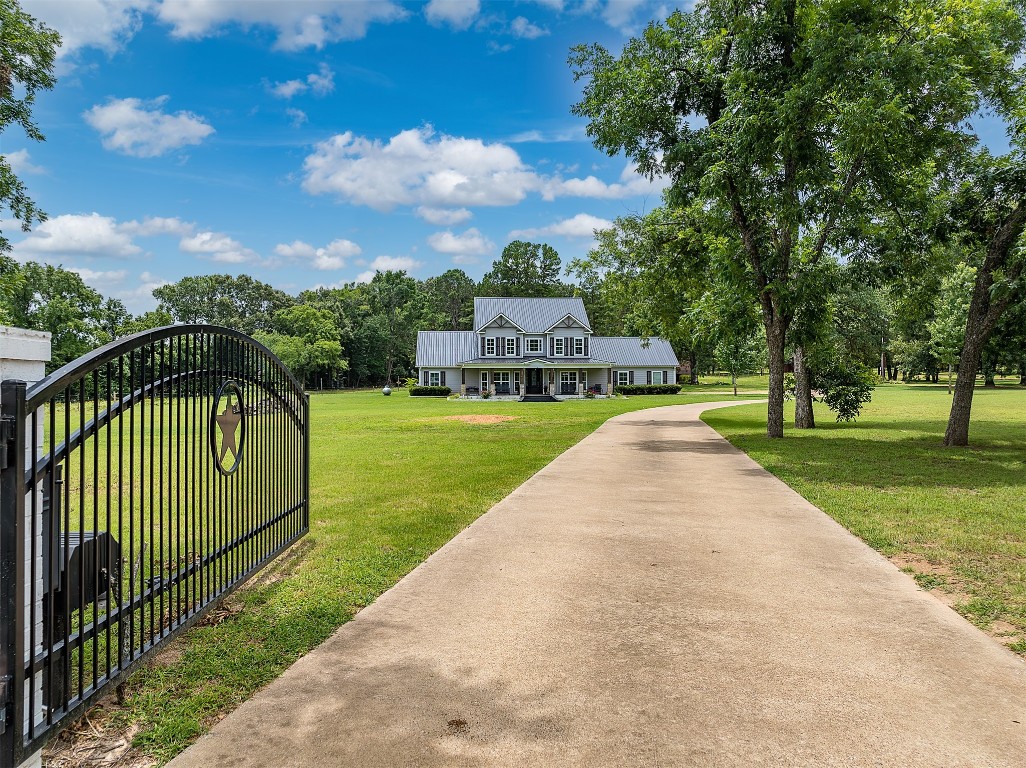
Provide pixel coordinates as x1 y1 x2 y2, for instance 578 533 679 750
0 325 309 766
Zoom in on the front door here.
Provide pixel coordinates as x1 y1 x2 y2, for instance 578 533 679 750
526 368 544 394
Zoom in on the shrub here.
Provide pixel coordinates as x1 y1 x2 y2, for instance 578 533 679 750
813 363 875 422
403 377 418 390
584 390 596 399
612 384 683 395
409 385 451 397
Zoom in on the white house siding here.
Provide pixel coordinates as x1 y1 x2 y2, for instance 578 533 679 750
608 367 678 388
417 367 461 391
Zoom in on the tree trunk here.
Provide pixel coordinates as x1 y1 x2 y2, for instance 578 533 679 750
764 314 787 439
732 372 737 397
689 351 699 385
1019 359 1025 387
947 362 953 395
944 332 983 446
982 351 996 387
793 345 815 429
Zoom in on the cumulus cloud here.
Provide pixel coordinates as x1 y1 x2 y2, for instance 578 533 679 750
302 125 541 210
1 149 44 175
424 0 480 29
269 63 335 99
119 216 194 236
13 213 143 258
83 96 214 157
427 228 494 260
275 238 361 270
601 0 650 32
157 0 407 50
21 0 151 58
509 16 547 39
179 230 260 264
509 213 614 240
302 126 666 212
415 206 473 225
355 254 421 283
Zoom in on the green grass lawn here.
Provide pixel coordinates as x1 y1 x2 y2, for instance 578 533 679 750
702 384 1026 655
64 389 733 764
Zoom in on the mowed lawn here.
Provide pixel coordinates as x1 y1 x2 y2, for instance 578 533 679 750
703 384 1026 655
88 390 730 764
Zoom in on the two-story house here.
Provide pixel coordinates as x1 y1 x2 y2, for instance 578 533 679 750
415 297 680 399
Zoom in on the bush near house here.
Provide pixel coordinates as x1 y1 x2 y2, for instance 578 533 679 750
410 385 452 396
614 384 683 395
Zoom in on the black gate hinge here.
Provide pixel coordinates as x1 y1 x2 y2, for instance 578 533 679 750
0 415 16 471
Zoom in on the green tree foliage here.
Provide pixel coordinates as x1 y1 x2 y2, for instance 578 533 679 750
481 241 565 297
367 270 420 384
422 269 476 330
153 274 293 333
927 263 976 393
0 0 60 254
715 332 763 396
570 0 1022 437
254 305 345 388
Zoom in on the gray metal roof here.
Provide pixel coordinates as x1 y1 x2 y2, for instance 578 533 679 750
589 337 679 367
415 331 477 367
474 297 591 333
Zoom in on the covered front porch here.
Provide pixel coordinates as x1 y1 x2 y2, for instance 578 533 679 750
459 362 614 399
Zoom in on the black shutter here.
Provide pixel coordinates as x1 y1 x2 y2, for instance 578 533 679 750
629 371 635 384
664 370 669 384
550 337 554 356
497 336 503 357
441 371 446 386
565 337 571 357
480 336 485 356
647 370 652 385
422 370 428 385
516 337 521 356
461 368 466 384
584 337 589 357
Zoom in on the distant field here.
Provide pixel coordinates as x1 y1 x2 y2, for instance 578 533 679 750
56 389 733 765
703 384 1026 656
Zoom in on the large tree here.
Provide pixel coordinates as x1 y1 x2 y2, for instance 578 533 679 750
422 269 476 330
481 241 565 297
153 274 293 334
571 0 1021 437
0 0 59 255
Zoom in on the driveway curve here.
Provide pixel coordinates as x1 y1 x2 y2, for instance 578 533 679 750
169 401 1026 768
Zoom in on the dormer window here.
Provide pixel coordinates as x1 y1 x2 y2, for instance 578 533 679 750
554 337 565 356
527 338 541 353
506 337 516 356
574 337 584 356
485 338 496 356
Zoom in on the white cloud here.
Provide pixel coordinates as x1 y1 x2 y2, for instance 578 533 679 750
286 108 308 127
424 0 480 29
157 0 407 50
21 0 152 58
355 254 421 282
302 125 541 210
83 96 215 158
119 216 194 236
302 126 666 212
275 238 361 270
509 16 547 38
269 63 335 99
427 228 494 259
1 149 44 175
509 213 614 240
13 213 142 258
70 267 130 284
180 230 259 264
415 206 473 225
601 0 650 32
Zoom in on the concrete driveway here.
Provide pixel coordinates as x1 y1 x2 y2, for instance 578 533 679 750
168 402 1026 768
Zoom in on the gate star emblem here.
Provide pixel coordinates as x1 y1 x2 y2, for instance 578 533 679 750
215 400 242 464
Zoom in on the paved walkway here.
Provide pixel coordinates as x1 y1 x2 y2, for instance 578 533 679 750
169 402 1026 768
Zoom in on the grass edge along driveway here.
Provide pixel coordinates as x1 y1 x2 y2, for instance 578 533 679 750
703 384 1026 659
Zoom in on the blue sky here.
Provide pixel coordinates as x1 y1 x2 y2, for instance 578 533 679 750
1 0 682 312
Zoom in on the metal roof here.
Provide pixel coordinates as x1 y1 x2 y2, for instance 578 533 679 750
589 337 680 367
415 331 477 367
474 297 591 333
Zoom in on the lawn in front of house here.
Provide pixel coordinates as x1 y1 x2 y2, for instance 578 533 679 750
702 384 1026 656
72 389 733 764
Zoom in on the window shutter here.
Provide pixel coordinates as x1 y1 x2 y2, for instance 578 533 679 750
422 370 428 385
497 336 504 357
441 371 446 386
550 337 554 356
629 371 635 384
516 337 521 356
480 336 485 356
647 371 652 385
461 368 466 384
584 337 589 357
664 370 669 384
565 337 571 357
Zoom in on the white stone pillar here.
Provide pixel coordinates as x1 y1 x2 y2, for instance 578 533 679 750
1 326 51 768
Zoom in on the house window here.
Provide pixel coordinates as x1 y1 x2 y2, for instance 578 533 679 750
514 371 521 393
429 371 440 386
485 338 496 356
527 338 541 353
651 370 664 385
560 371 578 393
617 370 629 386
506 337 516 356
574 337 584 356
554 337 565 356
